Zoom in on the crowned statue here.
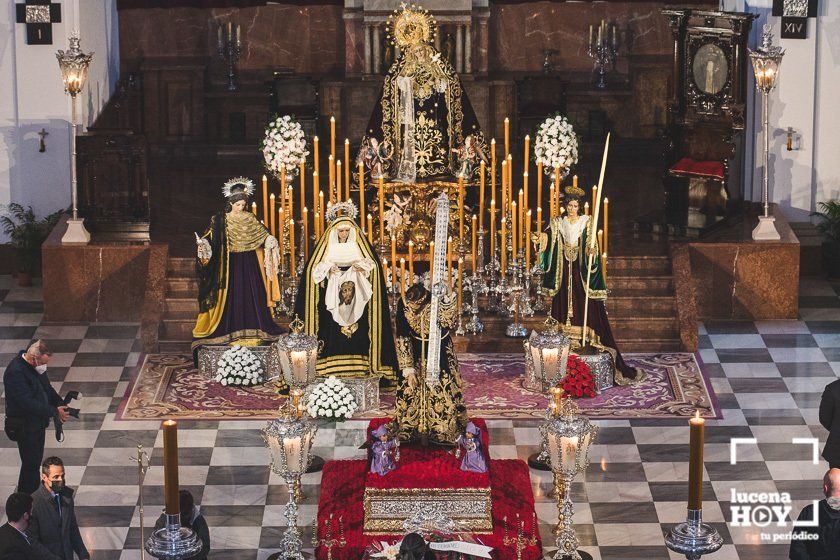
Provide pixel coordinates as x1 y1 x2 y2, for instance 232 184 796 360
192 178 284 357
538 185 644 384
294 201 398 387
358 4 487 184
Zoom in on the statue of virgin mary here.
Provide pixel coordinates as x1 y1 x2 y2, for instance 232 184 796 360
294 202 398 387
357 5 486 184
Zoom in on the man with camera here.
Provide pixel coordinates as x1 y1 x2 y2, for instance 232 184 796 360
3 340 75 494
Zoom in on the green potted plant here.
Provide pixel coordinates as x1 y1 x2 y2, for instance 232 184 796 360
812 200 840 278
0 203 63 286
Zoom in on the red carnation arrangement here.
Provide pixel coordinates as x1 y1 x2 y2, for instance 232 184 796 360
559 354 596 398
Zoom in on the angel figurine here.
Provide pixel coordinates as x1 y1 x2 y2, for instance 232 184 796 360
452 134 486 181
358 137 394 180
369 423 399 476
384 190 412 235
455 421 487 473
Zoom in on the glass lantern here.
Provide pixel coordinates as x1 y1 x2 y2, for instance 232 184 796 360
749 24 784 94
276 316 321 391
541 397 598 477
523 318 572 392
56 33 93 98
263 416 317 480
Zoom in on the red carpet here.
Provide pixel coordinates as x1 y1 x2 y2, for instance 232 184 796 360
315 419 542 560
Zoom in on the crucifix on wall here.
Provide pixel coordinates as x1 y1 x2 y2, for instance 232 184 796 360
772 0 818 39
15 0 62 45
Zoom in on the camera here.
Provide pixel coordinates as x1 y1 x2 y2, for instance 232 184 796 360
54 392 82 442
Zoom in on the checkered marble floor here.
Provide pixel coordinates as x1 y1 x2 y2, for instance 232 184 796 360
1 274 839 560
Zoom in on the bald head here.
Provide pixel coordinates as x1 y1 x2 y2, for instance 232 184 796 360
823 469 840 498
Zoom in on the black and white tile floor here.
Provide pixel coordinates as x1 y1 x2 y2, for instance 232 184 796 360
1 275 839 559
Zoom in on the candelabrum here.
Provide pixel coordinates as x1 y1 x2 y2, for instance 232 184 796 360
531 262 546 313
455 241 467 336
665 508 723 560
217 22 242 91
586 24 618 89
519 252 534 318
312 513 346 560
502 514 538 560
130 445 151 560
484 241 502 314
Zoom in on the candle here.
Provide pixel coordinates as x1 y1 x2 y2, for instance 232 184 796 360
408 240 414 279
479 160 486 230
251 201 257 215
490 199 496 259
302 207 309 260
318 191 324 235
584 201 590 216
598 229 603 253
217 25 223 50
344 138 350 201
313 136 320 180
280 165 287 217
429 241 435 282
358 161 366 218
573 174 578 189
378 177 385 246
383 258 389 290
235 24 240 46
523 171 529 214
391 235 397 278
518 188 525 248
162 420 180 515
330 116 336 164
555 172 562 216
262 175 269 227
278 208 285 262
525 209 532 270
537 162 543 216
500 218 507 276
688 411 705 510
537 206 543 237
511 200 517 257
328 155 335 204
490 138 497 220
524 136 530 199
603 251 608 285
603 197 609 256
287 185 294 233
591 185 597 213
335 159 342 202
504 117 510 157
549 185 555 218
471 214 477 272
597 23 602 47
367 214 374 245
400 258 406 297
589 24 594 48
446 237 453 286
289 219 296 276
500 160 508 218
270 194 276 238
299 161 306 220
312 171 319 224
507 154 513 210
457 257 463 314
458 177 465 242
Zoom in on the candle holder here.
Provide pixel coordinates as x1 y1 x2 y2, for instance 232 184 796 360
586 23 617 89
145 514 203 560
455 243 467 336
130 445 151 560
502 514 538 560
216 23 242 91
313 513 347 560
665 509 723 560
485 241 502 314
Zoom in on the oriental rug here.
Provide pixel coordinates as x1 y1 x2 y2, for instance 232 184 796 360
118 352 720 420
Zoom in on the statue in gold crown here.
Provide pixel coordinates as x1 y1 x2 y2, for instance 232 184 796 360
357 4 486 184
537 184 644 384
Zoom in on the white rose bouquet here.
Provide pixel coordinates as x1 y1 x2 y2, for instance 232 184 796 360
306 376 358 421
533 114 579 178
214 345 264 387
262 115 309 179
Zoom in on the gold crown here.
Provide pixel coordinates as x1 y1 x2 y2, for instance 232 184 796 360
388 3 435 48
563 184 586 198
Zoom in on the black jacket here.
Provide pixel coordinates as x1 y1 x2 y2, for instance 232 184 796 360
3 352 62 432
789 500 840 560
820 380 840 467
0 522 61 560
27 485 88 560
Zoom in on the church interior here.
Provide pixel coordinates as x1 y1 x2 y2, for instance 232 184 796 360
1 0 839 559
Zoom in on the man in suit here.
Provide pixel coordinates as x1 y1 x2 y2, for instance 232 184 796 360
0 492 60 560
27 457 89 560
3 340 70 494
789 468 840 560
820 379 840 468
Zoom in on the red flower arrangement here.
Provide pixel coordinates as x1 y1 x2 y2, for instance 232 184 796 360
559 354 596 398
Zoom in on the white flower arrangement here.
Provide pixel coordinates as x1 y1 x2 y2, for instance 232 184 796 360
306 376 358 421
214 345 264 387
262 115 309 178
533 114 579 176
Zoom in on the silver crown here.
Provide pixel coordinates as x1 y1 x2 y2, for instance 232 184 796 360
222 176 256 198
326 200 359 222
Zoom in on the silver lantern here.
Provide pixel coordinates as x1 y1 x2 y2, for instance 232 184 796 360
523 318 572 392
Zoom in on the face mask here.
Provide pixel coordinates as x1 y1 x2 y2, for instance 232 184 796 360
827 497 840 510
50 480 65 494
35 364 48 374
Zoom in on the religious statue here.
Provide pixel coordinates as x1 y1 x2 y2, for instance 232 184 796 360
357 137 393 181
451 134 487 180
358 5 486 184
368 423 399 476
537 185 643 384
192 178 283 357
394 283 468 444
294 201 398 387
455 421 488 473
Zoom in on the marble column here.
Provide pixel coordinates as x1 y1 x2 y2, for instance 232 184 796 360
455 24 463 74
364 24 372 74
372 24 381 74
464 24 472 74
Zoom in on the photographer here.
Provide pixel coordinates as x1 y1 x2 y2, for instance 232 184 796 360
3 340 71 494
